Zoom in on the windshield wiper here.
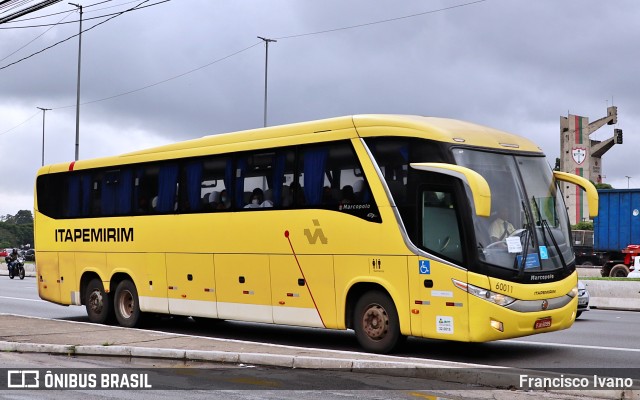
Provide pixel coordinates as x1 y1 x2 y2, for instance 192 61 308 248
531 196 568 272
541 219 568 272
517 200 536 277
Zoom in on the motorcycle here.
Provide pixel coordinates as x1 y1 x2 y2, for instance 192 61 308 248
6 256 25 280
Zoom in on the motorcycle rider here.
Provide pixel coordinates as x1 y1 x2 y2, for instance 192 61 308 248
6 248 18 275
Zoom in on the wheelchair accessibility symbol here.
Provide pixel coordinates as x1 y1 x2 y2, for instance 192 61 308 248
419 260 430 275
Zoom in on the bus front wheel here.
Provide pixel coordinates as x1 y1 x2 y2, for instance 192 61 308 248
85 278 113 324
114 280 142 328
353 291 403 354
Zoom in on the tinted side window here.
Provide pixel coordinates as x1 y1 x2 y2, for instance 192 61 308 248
237 149 294 209
300 141 381 222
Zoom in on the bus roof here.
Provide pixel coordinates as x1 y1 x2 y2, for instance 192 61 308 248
40 114 542 174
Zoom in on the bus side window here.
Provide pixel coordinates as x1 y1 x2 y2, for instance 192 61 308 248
101 170 134 216
421 189 463 263
201 156 231 211
239 151 275 209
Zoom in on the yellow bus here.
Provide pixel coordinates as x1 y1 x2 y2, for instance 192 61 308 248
34 114 597 353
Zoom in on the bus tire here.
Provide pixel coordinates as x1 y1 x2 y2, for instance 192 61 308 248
353 291 403 354
609 264 629 277
85 278 113 324
114 280 142 328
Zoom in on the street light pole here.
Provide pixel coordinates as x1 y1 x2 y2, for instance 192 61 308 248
37 107 51 166
69 2 83 161
626 176 631 189
257 36 276 127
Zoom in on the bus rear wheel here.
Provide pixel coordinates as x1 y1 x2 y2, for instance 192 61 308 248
114 280 142 328
85 278 113 324
353 291 403 354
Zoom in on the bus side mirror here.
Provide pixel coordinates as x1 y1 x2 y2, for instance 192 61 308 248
410 162 491 218
553 171 599 218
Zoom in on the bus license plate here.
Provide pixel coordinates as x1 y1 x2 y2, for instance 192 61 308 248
534 317 552 329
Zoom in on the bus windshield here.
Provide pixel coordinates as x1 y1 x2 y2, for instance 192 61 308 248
452 149 573 273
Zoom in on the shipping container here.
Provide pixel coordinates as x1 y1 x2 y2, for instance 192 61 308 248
593 189 640 276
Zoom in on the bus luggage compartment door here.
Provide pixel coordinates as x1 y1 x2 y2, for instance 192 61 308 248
36 252 63 305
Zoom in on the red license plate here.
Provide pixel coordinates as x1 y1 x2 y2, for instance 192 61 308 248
534 317 552 329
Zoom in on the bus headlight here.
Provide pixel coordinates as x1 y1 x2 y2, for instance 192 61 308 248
567 285 578 298
453 279 516 307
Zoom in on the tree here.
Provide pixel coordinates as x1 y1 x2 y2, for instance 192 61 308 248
595 183 613 190
13 210 33 225
0 210 34 248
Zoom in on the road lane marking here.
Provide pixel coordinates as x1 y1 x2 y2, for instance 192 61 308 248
0 295 45 303
507 339 640 353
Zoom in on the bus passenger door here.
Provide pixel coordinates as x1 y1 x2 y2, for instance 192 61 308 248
409 257 469 340
409 182 471 340
215 254 273 323
270 255 334 328
166 253 217 318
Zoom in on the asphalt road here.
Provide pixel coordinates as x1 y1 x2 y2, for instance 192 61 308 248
1 276 637 371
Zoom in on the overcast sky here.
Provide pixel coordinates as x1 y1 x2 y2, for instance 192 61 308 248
0 0 638 216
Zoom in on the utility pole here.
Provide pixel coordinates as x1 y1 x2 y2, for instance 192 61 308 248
37 107 51 166
69 2 83 161
626 176 631 189
257 36 276 127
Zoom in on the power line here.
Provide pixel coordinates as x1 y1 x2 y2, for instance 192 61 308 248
53 0 488 109
0 111 39 136
273 0 487 40
53 41 263 109
0 0 164 70
0 0 167 29
1 0 139 23
0 9 73 63
0 0 62 24
1 0 488 135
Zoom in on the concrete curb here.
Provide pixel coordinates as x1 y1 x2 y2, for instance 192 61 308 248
584 280 640 311
0 340 635 399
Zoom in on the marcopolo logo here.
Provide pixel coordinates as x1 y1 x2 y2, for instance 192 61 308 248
304 219 328 245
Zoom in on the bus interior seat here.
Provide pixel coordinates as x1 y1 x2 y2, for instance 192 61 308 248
423 207 461 261
330 188 341 203
281 184 291 207
353 179 364 201
208 191 220 208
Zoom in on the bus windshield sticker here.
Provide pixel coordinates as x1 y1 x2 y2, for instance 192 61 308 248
419 260 430 274
516 253 541 269
539 246 549 259
506 237 522 253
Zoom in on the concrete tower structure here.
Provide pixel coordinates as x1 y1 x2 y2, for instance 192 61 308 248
560 106 620 225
